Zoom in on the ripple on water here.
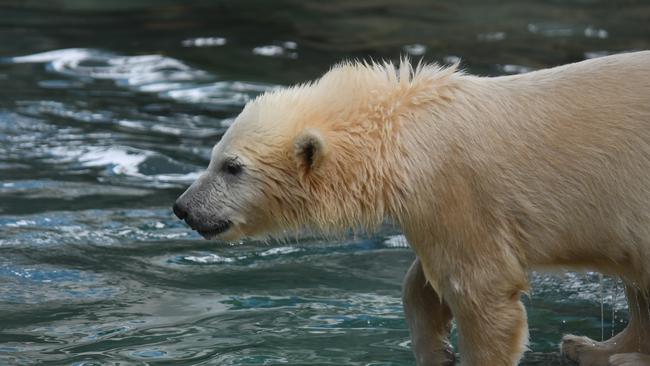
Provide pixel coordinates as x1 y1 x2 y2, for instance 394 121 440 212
0 110 213 192
0 261 118 304
45 145 202 188
182 36 227 47
1 48 278 193
174 245 304 267
527 23 610 40
12 100 228 141
182 253 238 264
5 48 277 108
0 208 191 247
252 41 298 59
162 81 276 106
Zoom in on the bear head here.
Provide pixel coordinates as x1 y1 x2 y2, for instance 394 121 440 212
173 60 459 241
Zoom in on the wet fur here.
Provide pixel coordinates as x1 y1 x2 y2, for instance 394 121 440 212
179 51 650 365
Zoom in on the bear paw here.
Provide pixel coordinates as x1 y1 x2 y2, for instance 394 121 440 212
414 342 455 366
608 352 650 366
561 335 612 366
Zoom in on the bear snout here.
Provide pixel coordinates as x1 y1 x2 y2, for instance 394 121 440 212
172 201 188 221
172 199 199 230
173 199 233 239
172 199 199 229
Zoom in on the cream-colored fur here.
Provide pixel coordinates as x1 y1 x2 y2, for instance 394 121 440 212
175 51 650 365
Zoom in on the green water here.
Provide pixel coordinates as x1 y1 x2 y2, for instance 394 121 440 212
0 1 648 364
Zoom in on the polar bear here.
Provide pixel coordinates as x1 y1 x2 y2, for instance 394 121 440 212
174 51 650 366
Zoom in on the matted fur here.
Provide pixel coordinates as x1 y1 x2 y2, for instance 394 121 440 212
176 51 650 365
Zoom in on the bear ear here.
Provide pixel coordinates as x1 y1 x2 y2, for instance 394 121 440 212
294 128 327 175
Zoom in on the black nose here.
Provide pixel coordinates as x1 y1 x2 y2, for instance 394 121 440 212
173 202 188 220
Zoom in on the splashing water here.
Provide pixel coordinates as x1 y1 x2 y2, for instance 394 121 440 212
612 279 618 338
600 273 604 341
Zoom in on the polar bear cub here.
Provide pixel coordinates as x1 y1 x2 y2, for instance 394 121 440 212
174 51 650 366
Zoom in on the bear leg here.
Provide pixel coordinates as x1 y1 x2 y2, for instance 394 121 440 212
450 287 529 366
561 282 650 366
403 258 455 366
608 352 650 366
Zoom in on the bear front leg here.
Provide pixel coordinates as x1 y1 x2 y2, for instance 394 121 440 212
445 273 529 366
403 258 455 366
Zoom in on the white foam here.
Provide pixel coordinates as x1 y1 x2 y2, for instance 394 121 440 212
259 246 301 257
48 145 202 185
584 26 608 39
383 235 409 248
253 45 285 57
403 44 426 56
182 37 227 47
183 254 236 264
6 220 36 228
9 48 278 109
7 48 98 64
77 147 150 176
252 44 297 59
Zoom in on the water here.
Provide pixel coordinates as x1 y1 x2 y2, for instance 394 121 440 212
0 1 648 364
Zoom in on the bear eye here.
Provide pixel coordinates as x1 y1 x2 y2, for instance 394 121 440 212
223 159 243 176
